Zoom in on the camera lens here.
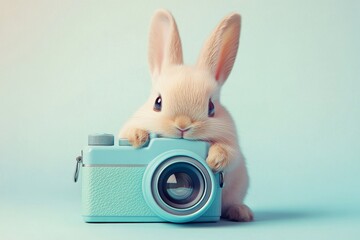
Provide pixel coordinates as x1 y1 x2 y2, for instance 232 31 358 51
147 156 215 219
166 173 193 201
157 162 205 209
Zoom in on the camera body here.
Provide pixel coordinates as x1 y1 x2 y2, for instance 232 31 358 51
78 134 223 223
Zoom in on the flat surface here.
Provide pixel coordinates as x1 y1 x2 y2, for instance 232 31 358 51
1 199 360 240
1 0 359 239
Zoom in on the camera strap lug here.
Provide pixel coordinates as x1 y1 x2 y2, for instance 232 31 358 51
219 171 225 188
74 151 83 183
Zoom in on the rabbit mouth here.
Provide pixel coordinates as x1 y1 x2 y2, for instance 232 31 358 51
177 127 190 138
178 130 200 140
171 120 204 140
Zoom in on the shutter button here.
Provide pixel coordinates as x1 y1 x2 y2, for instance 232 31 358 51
88 134 114 146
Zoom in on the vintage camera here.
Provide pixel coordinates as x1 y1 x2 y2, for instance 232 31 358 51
74 134 223 223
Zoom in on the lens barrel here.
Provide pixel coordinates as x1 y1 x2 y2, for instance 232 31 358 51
150 156 212 216
142 150 217 223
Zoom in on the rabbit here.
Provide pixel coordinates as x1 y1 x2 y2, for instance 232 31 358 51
118 9 253 222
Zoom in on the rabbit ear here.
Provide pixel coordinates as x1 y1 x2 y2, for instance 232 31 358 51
197 13 241 85
148 9 183 79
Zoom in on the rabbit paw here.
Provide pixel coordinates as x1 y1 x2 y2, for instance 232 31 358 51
206 143 230 172
224 204 254 222
127 128 149 148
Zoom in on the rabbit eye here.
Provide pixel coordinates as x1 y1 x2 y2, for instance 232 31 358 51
154 95 162 112
208 99 215 117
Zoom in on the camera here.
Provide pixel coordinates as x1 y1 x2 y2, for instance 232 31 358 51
74 133 223 223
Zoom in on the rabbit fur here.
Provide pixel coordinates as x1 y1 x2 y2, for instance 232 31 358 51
119 9 253 222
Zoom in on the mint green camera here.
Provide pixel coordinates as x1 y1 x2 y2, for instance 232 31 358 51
75 134 223 223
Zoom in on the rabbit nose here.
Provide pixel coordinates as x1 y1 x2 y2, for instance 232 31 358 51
174 115 192 131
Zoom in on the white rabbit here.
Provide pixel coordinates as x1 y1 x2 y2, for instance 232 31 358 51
119 9 253 222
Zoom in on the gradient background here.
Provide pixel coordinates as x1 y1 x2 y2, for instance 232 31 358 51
1 0 359 239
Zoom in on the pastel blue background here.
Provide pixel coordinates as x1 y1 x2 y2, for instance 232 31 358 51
1 0 359 239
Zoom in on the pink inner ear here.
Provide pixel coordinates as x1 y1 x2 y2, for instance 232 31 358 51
149 11 183 77
214 28 238 83
215 55 225 81
155 19 170 75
